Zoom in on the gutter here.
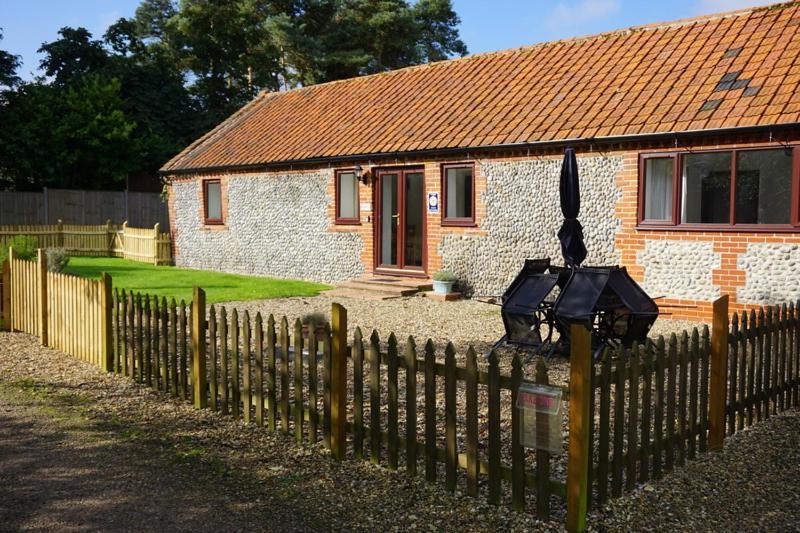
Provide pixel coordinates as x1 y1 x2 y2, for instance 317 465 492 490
159 122 800 176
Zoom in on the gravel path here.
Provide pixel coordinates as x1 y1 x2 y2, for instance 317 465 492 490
588 409 800 531
224 295 701 356
0 391 308 532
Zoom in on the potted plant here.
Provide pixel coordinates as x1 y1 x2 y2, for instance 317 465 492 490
301 311 328 339
432 269 457 295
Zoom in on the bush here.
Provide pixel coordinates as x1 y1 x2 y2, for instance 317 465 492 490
301 311 328 326
46 247 70 273
0 235 37 264
432 269 457 282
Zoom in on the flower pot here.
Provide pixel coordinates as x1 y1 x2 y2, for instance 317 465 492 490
432 280 455 294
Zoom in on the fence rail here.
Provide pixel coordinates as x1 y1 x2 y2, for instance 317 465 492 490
0 222 172 265
2 261 799 532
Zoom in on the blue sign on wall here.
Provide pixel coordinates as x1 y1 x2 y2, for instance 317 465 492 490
427 192 440 214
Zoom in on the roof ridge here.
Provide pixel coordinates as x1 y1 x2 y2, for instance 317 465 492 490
260 1 795 97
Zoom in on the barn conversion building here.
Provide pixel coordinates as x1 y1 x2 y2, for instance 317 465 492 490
162 2 800 321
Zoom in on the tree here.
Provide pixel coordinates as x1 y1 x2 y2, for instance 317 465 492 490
38 27 108 86
0 29 21 90
0 76 139 190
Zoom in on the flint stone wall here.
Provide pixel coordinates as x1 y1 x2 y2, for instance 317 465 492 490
738 243 800 305
172 172 364 283
439 156 623 296
637 240 720 301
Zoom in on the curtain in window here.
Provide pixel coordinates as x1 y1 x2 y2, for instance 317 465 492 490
644 158 672 221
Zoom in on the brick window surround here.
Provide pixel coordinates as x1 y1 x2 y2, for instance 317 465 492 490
638 146 800 232
441 162 476 227
203 179 224 225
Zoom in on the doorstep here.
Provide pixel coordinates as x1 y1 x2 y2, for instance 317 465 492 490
422 291 462 301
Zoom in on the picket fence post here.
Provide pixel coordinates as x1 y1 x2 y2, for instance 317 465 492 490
192 286 207 409
37 249 48 346
331 302 348 459
709 295 729 451
1 259 10 331
567 323 592 533
100 272 114 372
153 223 160 265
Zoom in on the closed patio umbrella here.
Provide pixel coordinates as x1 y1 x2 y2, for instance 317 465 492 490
557 147 587 267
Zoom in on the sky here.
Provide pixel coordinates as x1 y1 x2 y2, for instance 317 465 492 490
0 0 771 81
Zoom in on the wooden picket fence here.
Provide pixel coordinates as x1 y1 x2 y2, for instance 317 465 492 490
0 221 172 265
587 296 800 509
4 250 111 367
107 290 568 518
5 261 800 532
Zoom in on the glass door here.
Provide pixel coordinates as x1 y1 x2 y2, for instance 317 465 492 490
376 169 425 274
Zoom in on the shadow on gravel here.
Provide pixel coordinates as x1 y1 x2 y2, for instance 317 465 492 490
0 386 312 533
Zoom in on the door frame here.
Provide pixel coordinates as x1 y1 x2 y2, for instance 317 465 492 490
373 166 428 277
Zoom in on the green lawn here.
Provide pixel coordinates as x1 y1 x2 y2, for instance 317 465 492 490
65 257 331 304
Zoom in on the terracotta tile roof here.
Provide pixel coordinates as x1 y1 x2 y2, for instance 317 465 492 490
163 2 800 173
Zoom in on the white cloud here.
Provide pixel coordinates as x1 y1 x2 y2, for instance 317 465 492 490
695 0 767 14
545 0 621 30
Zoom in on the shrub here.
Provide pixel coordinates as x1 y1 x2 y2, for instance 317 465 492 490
0 235 37 264
301 311 328 326
46 247 70 273
432 269 457 282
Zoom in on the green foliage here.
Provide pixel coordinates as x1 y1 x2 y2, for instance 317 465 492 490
0 29 21 90
0 75 140 189
301 311 328 326
0 1 466 189
46 247 70 273
432 269 456 282
0 235 37 263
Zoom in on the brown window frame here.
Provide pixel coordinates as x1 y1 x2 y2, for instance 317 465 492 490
441 162 476 227
637 146 800 232
334 169 361 225
203 179 224 225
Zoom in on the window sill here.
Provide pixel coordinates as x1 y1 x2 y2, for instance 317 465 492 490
441 219 477 228
636 224 800 234
334 219 361 226
202 222 228 231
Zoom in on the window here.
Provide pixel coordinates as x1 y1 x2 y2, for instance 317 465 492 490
639 147 798 229
681 152 731 224
442 163 475 226
643 157 674 222
735 150 792 224
203 180 223 225
335 170 359 224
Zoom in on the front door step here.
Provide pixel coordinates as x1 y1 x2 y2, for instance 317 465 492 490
324 277 433 301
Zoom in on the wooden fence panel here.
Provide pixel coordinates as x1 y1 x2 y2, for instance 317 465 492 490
0 189 167 228
0 223 171 265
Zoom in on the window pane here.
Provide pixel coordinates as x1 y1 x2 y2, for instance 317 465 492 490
735 149 792 224
206 182 222 220
681 152 731 224
446 167 473 219
643 158 673 221
338 172 358 219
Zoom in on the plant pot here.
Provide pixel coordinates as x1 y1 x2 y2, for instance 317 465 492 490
432 280 455 294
